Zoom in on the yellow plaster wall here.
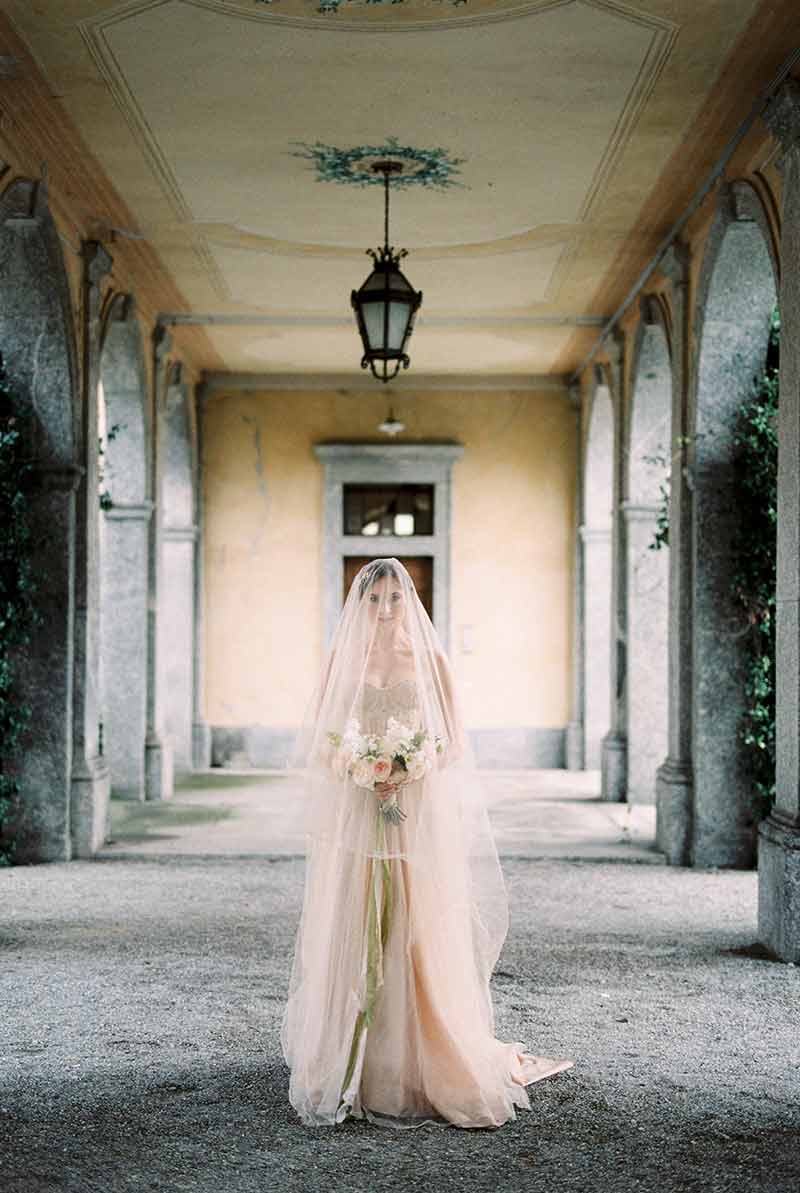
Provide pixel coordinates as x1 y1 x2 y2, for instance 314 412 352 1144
203 388 575 730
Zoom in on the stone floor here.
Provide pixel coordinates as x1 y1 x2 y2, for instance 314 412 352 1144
99 767 661 863
1 771 798 1193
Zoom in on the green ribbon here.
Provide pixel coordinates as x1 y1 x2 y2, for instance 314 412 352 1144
338 810 394 1115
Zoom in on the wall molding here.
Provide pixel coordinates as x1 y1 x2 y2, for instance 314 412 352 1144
211 724 567 770
201 371 570 393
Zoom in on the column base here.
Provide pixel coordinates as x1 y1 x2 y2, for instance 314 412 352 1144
758 812 800 963
600 732 627 802
655 756 693 865
192 720 213 770
565 720 585 771
145 735 174 801
70 754 111 857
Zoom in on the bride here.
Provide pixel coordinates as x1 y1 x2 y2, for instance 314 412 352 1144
281 558 573 1128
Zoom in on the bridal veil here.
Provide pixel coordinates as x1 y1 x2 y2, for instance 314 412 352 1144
280 557 573 1128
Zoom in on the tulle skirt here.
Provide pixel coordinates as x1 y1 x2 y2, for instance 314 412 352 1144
280 788 574 1130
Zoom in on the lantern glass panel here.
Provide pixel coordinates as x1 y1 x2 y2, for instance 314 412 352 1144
388 301 410 351
362 302 385 351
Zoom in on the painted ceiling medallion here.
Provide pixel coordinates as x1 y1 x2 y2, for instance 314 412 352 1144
257 0 466 13
293 137 464 189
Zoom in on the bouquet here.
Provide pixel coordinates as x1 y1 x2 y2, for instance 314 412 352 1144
327 716 446 825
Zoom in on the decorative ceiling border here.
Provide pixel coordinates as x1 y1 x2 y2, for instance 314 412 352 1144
79 0 677 306
160 312 607 327
201 370 571 391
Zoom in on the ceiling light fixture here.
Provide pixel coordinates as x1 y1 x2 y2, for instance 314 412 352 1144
378 406 406 436
351 161 423 384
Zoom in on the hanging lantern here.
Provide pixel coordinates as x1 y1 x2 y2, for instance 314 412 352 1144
351 161 422 384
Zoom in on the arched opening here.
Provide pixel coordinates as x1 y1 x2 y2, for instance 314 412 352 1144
161 371 197 774
625 320 671 804
98 300 150 799
0 179 80 860
692 211 778 866
583 383 614 770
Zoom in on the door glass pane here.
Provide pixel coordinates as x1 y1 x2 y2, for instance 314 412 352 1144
343 484 434 536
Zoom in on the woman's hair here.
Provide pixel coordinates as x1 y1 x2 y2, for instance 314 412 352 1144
358 559 401 599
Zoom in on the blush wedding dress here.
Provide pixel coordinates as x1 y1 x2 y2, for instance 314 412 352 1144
280 559 574 1129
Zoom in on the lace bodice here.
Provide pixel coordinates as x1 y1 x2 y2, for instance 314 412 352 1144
360 679 420 735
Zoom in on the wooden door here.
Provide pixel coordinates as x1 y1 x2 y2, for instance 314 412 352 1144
344 556 433 620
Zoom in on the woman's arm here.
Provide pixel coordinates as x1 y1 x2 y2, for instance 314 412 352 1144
433 648 466 767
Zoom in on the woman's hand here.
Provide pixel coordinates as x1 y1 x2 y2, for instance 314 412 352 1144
374 780 398 800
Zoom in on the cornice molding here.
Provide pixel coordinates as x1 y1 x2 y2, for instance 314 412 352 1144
201 371 570 393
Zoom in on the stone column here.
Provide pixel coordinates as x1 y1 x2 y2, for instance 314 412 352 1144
163 523 198 772
144 326 173 799
623 501 669 804
566 382 585 770
192 382 212 768
655 243 695 864
582 524 612 770
70 241 112 855
10 465 82 862
102 500 153 797
601 333 628 802
759 79 800 961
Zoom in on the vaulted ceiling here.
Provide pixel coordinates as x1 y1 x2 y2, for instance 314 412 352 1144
2 0 789 379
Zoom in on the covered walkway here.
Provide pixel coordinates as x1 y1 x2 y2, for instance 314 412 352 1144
2 786 797 1193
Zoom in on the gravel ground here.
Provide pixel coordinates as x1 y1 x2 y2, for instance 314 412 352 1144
1 845 799 1191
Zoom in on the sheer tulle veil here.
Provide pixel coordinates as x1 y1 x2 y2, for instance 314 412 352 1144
280 558 571 1128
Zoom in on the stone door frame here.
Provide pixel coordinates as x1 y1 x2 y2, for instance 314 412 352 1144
313 443 464 654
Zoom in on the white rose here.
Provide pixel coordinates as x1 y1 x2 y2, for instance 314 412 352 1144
405 752 428 782
373 756 393 783
351 757 375 789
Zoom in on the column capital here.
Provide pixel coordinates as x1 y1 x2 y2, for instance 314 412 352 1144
83 241 113 292
153 322 173 364
660 241 690 291
579 524 612 544
27 463 85 493
621 500 661 522
763 78 800 162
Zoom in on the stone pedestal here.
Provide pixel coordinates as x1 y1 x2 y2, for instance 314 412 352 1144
655 756 693 865
70 754 111 858
192 721 213 769
565 721 585 771
758 814 800 962
145 734 173 801
601 732 627 802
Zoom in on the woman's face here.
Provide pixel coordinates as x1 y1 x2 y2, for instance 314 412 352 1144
365 575 407 627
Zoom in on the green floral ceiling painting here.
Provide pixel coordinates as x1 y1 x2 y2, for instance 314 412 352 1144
292 138 464 189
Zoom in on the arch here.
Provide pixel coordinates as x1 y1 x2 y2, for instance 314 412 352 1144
582 376 614 769
624 304 672 804
0 178 80 860
689 185 779 866
161 364 197 773
98 295 151 798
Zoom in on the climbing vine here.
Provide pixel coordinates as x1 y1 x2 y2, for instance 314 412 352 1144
731 306 779 819
0 356 41 865
643 308 779 819
98 419 123 511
